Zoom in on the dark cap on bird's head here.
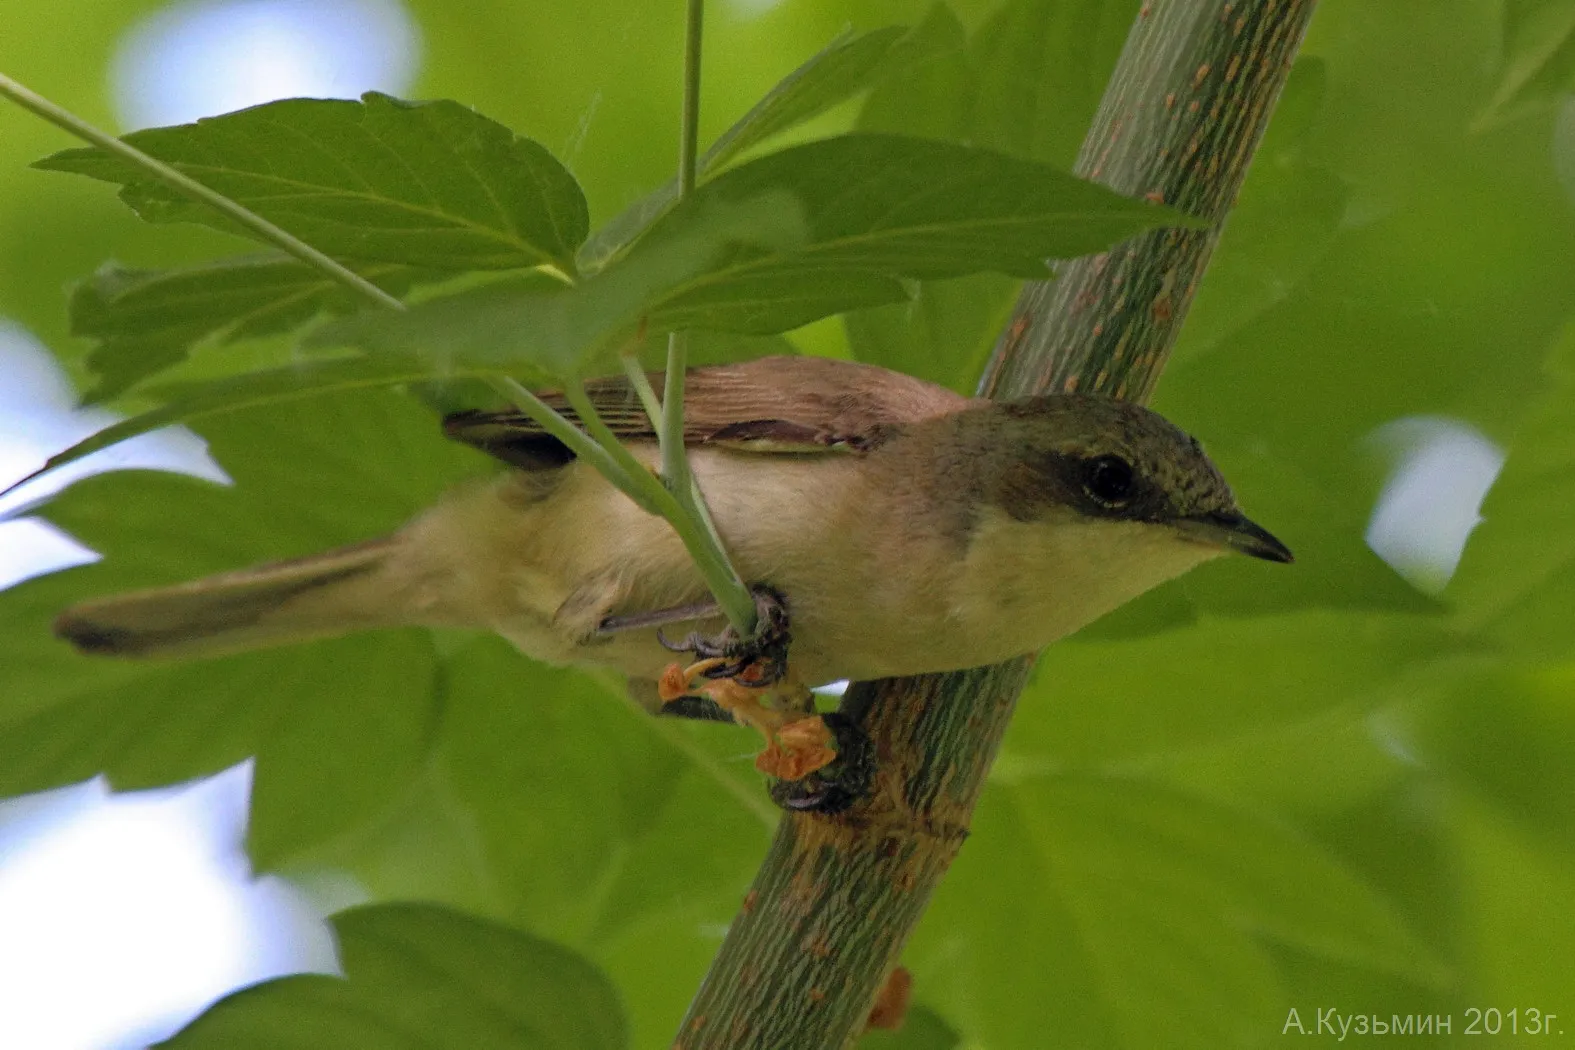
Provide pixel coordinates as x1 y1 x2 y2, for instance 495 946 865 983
969 394 1293 563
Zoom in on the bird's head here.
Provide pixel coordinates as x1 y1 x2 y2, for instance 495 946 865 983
977 394 1292 565
929 394 1291 648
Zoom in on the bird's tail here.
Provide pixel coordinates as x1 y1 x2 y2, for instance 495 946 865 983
54 537 411 659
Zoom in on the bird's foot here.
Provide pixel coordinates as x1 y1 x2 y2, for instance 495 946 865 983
657 662 836 780
768 711 875 813
657 586 792 689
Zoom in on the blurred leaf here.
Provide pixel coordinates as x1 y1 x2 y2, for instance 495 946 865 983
1012 610 1456 767
0 388 483 864
37 92 590 274
1402 667 1575 847
1450 798 1575 1008
350 636 771 1047
3 353 521 497
70 257 433 402
160 902 627 1050
844 0 1143 390
1177 162 1349 360
580 25 907 269
844 5 1012 391
331 134 1193 373
843 275 1015 393
857 4 973 143
705 25 906 172
968 0 1141 167
1449 323 1575 658
1178 59 1349 359
860 1006 961 1049
1479 0 1575 128
914 776 1441 1049
1142 430 1437 617
0 623 436 869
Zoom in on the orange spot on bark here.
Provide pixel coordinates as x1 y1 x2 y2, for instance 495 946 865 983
1193 63 1211 87
742 890 758 914
1144 190 1165 204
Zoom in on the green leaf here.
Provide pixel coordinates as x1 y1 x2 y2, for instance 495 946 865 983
36 92 589 274
1403 668 1575 846
842 6 1011 392
2 353 521 499
70 257 432 402
703 25 906 174
429 633 772 908
1013 610 1456 768
578 26 906 270
0 388 483 864
0 621 437 869
159 903 627 1050
1450 799 1575 1006
913 776 1441 1050
1479 0 1575 128
843 275 1015 393
861 1006 961 1050
316 196 816 373
1176 58 1349 361
857 4 973 145
325 636 771 1047
665 133 1189 279
843 0 1141 391
1448 323 1575 658
968 0 1141 167
331 134 1192 373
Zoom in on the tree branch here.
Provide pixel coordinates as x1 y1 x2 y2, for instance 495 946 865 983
673 3 1318 1048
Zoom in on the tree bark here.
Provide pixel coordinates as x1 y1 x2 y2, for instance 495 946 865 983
674 3 1318 1047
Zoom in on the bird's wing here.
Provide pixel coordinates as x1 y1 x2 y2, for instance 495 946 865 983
443 355 974 470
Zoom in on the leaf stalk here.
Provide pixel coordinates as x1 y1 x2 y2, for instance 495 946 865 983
0 72 404 313
656 0 759 636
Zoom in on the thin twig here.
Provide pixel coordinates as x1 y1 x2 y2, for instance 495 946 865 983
0 72 404 312
654 0 758 635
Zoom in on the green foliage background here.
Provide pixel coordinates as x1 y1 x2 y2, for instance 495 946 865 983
2 0 1574 1047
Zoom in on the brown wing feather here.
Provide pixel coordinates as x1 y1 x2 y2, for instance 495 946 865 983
444 355 974 469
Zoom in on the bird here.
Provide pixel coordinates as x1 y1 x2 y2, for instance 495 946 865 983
53 355 1291 777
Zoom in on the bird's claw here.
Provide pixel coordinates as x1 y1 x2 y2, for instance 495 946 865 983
656 594 837 782
658 586 791 688
768 712 874 813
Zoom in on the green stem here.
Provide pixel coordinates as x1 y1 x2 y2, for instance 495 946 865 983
677 0 704 198
0 72 403 312
661 0 705 482
661 331 692 488
563 381 755 630
652 0 757 635
483 376 660 517
620 354 666 432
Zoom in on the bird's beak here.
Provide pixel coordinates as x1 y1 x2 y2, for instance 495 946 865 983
1174 513 1294 563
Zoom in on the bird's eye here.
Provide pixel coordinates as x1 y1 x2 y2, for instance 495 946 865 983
1083 455 1135 506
